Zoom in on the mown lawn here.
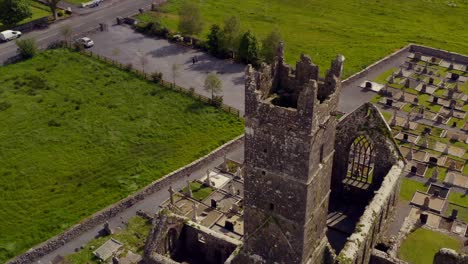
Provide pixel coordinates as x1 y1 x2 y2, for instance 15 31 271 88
0 2 50 31
0 49 244 262
151 0 468 78
399 228 461 264
399 178 427 202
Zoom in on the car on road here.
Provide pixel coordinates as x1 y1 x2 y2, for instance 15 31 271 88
76 37 94 48
0 30 22 42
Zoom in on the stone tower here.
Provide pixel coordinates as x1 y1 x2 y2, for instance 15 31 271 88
240 44 344 264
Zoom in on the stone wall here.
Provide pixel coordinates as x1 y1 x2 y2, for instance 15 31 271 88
434 248 468 264
370 249 408 264
7 135 244 264
12 17 48 33
410 45 468 65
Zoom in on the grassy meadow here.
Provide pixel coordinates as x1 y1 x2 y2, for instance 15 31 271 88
150 0 468 78
0 49 243 262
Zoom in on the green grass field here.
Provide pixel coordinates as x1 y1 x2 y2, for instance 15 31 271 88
151 0 468 78
399 228 461 264
0 2 50 31
0 49 243 262
399 178 427 202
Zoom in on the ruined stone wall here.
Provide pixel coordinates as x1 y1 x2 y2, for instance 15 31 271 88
7 135 244 264
370 249 409 264
335 163 403 264
182 225 239 264
434 248 468 264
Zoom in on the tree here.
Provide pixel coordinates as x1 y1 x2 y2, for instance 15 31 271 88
0 0 32 27
207 24 223 55
59 24 73 44
45 0 61 20
261 29 282 64
238 31 260 66
204 72 222 100
16 38 37 59
138 50 149 73
178 1 203 36
171 63 180 87
221 16 241 54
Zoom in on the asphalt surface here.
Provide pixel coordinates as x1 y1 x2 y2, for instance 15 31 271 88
0 0 157 64
88 25 246 112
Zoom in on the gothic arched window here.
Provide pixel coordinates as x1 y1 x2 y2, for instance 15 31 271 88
346 135 374 184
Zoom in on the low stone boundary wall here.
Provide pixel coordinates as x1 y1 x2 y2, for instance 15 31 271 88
7 135 244 264
342 44 412 86
12 16 49 33
410 44 468 65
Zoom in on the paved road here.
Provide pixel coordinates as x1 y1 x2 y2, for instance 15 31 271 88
36 145 244 263
89 26 246 112
0 0 157 64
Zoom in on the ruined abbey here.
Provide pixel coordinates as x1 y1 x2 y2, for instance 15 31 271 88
142 44 406 264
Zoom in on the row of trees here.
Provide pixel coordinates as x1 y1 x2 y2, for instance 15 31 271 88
0 0 62 27
177 2 282 66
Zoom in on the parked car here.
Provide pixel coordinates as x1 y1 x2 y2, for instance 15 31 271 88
76 37 94 48
0 30 22 42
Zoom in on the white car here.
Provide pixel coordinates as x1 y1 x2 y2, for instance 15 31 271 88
0 30 22 42
77 37 94 48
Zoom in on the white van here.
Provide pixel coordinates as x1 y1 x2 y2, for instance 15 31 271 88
0 30 22 42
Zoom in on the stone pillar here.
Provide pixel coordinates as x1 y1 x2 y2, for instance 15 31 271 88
390 109 397 126
221 151 228 172
186 179 192 198
192 201 199 223
422 133 428 148
230 183 236 195
432 166 439 181
168 186 175 205
404 113 411 130
408 143 414 161
205 170 212 186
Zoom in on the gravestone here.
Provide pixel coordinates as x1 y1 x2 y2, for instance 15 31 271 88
452 121 457 128
440 80 446 88
431 57 437 63
446 173 455 185
451 133 459 141
454 83 459 93
414 52 422 60
405 78 410 88
448 89 454 99
365 81 372 89
211 199 217 208
433 190 440 197
391 109 397 126
397 68 404 78
429 77 434 84
407 62 414 70
450 99 456 108
410 166 418 174
422 65 428 74
423 197 430 210
428 70 433 75
449 63 454 70
423 127 431 135
421 84 427 93
451 209 458 220
429 157 438 164
225 220 234 232
449 161 456 171
388 74 395 84
420 213 428 224
432 96 439 103
451 73 459 81
403 134 409 141
413 97 419 104
436 115 444 124
386 99 393 107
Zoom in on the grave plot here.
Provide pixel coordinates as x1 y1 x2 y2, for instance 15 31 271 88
407 161 429 177
444 171 468 189
444 157 465 172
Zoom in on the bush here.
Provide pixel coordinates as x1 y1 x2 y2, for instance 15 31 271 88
151 72 163 83
0 101 12 111
57 10 64 17
16 38 38 59
47 119 61 127
124 63 133 72
189 87 195 96
73 42 85 52
211 95 223 107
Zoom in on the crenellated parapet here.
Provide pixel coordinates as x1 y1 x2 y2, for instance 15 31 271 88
245 43 345 133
